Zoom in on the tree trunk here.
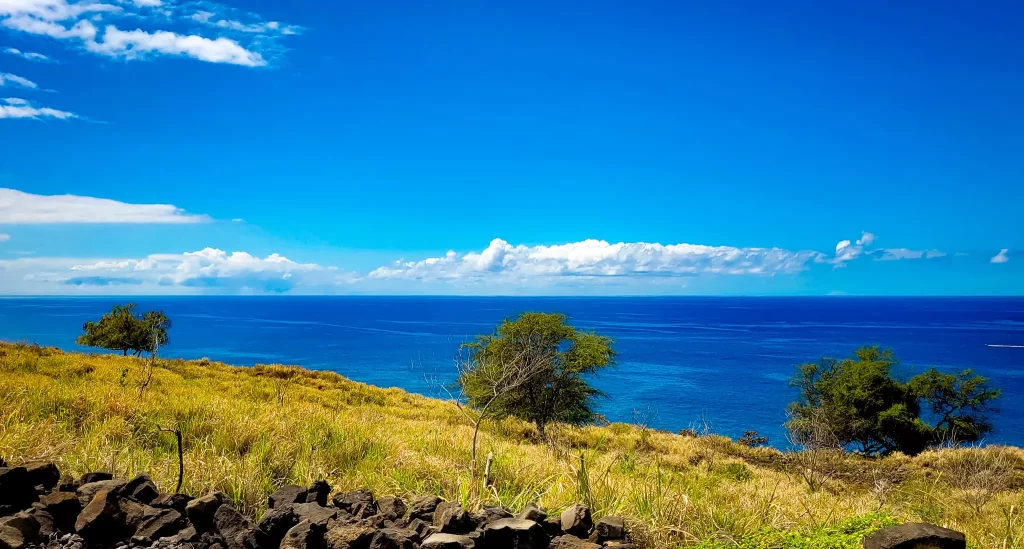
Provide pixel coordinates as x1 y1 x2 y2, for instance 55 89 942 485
536 420 546 439
123 349 127 356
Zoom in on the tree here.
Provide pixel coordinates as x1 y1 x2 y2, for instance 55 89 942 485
76 303 170 357
458 312 615 440
786 346 1000 456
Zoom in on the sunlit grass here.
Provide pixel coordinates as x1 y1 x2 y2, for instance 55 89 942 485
1 342 1021 548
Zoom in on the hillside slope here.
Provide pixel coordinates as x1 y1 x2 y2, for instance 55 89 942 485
0 342 1021 548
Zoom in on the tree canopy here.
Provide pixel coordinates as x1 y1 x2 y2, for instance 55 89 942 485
457 312 615 437
786 346 1000 455
76 303 170 357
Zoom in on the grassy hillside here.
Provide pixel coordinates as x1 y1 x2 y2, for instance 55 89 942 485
0 341 1021 548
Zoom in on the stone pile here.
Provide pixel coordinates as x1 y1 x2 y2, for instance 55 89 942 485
0 461 634 549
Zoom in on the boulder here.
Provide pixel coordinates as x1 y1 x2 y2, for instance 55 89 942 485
152 493 194 513
0 525 27 549
406 495 442 522
0 513 39 542
432 501 475 534
550 534 601 549
421 533 475 549
281 519 327 549
119 474 160 503
483 518 549 549
74 490 125 544
518 504 547 523
76 479 126 508
161 525 199 545
560 504 593 538
78 472 112 484
543 516 563 537
269 485 308 509
594 516 626 541
249 506 299 549
36 491 80 533
376 497 406 523
602 543 637 549
474 506 512 525
332 490 377 518
291 502 339 526
368 528 418 549
131 508 183 544
22 463 59 493
324 524 375 549
863 523 967 549
117 497 150 532
213 504 252 549
185 492 229 532
306 481 331 507
24 509 53 539
0 468 34 510
406 518 435 540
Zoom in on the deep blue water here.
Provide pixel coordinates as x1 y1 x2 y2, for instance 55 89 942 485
1 296 1022 447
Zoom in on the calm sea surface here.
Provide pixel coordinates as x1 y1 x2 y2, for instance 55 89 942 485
1 296 1022 447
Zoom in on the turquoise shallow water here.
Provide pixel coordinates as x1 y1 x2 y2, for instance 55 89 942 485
1 296 1022 447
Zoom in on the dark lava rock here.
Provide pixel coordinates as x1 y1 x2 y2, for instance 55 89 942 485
432 502 474 534
213 504 252 549
560 504 593 538
543 516 563 537
36 491 80 533
269 485 308 510
0 513 40 542
0 525 28 549
0 468 34 510
550 534 601 549
23 463 60 493
75 490 125 544
375 497 406 524
406 518 435 541
420 533 474 549
483 518 549 549
594 516 626 541
76 480 126 508
249 506 299 549
368 528 417 549
281 519 327 549
405 495 441 522
290 502 338 526
151 493 193 513
78 472 112 485
863 523 967 549
305 481 331 507
474 506 513 525
119 474 160 504
324 524 375 549
25 508 53 538
332 490 377 519
185 492 228 532
518 504 547 523
131 508 183 544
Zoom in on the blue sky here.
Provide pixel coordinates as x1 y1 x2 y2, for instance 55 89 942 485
0 0 1020 295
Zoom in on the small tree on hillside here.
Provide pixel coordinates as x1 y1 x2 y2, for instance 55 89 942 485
77 303 170 356
458 312 615 440
786 346 1000 456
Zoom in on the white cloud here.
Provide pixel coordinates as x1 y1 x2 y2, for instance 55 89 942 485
86 25 265 66
0 97 76 119
0 71 37 88
0 187 209 223
369 238 823 282
0 233 9 241
3 46 50 61
877 248 947 261
0 0 298 66
856 232 875 246
829 231 945 266
991 249 1009 264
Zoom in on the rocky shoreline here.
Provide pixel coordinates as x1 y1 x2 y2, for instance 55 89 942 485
0 459 971 549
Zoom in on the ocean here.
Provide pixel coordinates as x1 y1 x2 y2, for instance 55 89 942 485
1 296 1022 447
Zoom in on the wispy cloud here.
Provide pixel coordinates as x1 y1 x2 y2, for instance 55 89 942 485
0 188 209 223
991 249 1010 264
3 46 50 61
0 233 9 242
0 0 298 66
828 231 946 266
0 71 37 88
0 97 76 119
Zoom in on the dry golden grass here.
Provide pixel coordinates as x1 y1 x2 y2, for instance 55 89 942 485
0 342 1021 548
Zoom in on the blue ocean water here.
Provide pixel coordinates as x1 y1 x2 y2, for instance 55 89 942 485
1 296 1022 447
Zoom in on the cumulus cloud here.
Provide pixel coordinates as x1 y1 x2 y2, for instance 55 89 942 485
0 187 209 223
0 0 295 66
0 71 37 88
991 249 1009 264
3 46 50 61
828 231 946 266
0 96 76 119
370 238 823 282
